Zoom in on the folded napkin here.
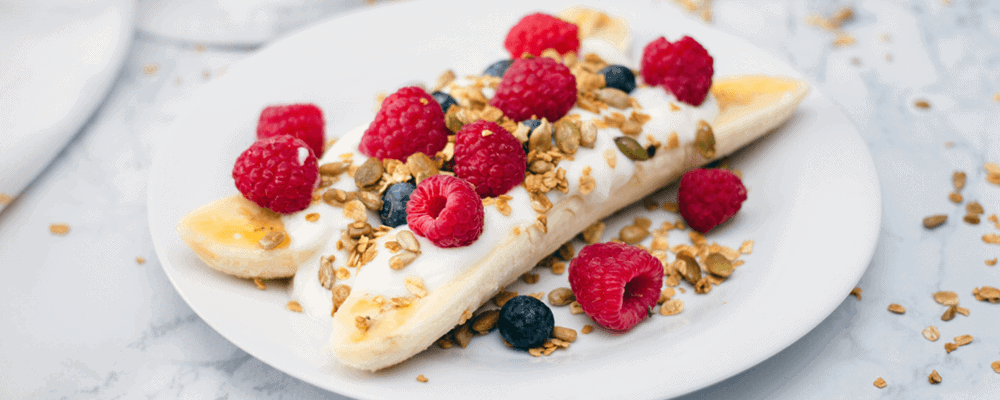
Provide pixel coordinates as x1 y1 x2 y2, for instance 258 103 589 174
0 0 135 213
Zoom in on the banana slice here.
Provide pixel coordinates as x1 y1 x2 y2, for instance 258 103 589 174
559 6 632 53
176 194 325 279
329 75 810 371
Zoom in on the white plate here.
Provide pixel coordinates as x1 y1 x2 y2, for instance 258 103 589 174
0 0 135 211
147 0 881 398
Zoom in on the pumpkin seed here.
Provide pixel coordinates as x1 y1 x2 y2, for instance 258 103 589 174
614 136 649 161
695 120 716 159
354 158 384 188
705 253 733 277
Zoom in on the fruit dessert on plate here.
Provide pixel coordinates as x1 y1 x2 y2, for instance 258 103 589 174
176 7 809 371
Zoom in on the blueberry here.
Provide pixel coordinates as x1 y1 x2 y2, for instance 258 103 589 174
599 65 636 94
520 119 542 153
431 91 457 113
497 295 555 349
484 59 513 78
380 182 416 228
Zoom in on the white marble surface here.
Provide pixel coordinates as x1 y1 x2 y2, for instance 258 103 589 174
2 0 999 398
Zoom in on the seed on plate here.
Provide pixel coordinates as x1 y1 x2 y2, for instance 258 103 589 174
258 231 285 250
354 157 384 188
596 87 631 109
922 326 940 341
675 252 702 284
705 253 734 278
548 287 575 306
887 303 906 314
552 326 577 343
923 215 947 229
619 225 649 244
581 325 594 334
554 120 581 155
695 120 716 159
471 310 500 334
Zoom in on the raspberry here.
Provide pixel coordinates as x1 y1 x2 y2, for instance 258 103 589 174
677 168 747 233
256 104 325 158
453 121 526 198
503 13 579 58
568 242 663 332
359 86 449 161
406 175 484 248
489 57 577 122
640 36 714 106
232 135 318 214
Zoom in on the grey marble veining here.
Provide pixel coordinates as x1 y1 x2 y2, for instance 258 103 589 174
1 0 999 399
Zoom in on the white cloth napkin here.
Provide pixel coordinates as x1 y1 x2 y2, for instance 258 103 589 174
0 0 135 213
137 0 373 46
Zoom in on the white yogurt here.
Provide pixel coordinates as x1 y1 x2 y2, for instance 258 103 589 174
288 50 719 320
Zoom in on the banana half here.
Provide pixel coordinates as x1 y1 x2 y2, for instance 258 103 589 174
329 75 810 371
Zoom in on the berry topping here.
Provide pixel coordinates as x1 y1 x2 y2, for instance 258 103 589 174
640 36 714 106
503 13 580 58
483 59 513 78
568 242 663 332
380 182 416 228
359 86 450 161
406 175 484 248
599 65 636 94
453 121 527 198
490 57 577 122
256 103 325 158
232 135 318 214
431 91 458 113
497 295 555 349
677 168 747 233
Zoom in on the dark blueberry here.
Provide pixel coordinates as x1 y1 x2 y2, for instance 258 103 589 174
520 119 542 153
483 59 513 78
497 295 554 349
431 91 458 113
380 182 416 228
599 65 636 94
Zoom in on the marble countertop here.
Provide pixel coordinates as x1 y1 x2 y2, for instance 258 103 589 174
2 0 999 398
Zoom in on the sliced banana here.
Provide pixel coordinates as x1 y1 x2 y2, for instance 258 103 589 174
330 75 810 371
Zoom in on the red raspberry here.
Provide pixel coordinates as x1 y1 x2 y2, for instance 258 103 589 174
503 13 580 58
489 57 577 122
568 242 663 332
232 135 318 214
256 103 325 158
677 168 747 233
359 86 449 161
640 36 714 106
453 121 526 198
406 175 484 248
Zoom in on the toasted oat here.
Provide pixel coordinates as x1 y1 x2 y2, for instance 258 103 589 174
945 342 958 353
873 377 887 388
493 289 518 307
404 276 428 298
922 326 940 341
603 148 617 168
287 301 303 313
522 272 540 284
396 230 420 253
355 316 371 331
581 221 606 244
850 287 863 300
551 261 566 275
964 214 981 224
343 200 367 222
581 325 594 334
984 234 1000 244
135 256 146 265
619 225 649 244
658 288 676 304
933 291 959 306
470 310 500 334
887 303 906 314
579 168 596 195
954 334 973 346
662 201 679 213
928 370 942 384
529 291 544 300
659 299 684 316
948 192 963 203
987 258 998 266
923 215 948 229
941 305 957 321
253 278 266 290
992 361 1000 373
974 286 1000 303
390 251 419 270
548 287 575 306
569 301 585 315
330 284 351 315
49 223 70 235
552 326 577 343
416 374 429 383
832 33 855 47
318 255 337 290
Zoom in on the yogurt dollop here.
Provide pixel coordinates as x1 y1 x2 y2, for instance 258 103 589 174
289 49 718 320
